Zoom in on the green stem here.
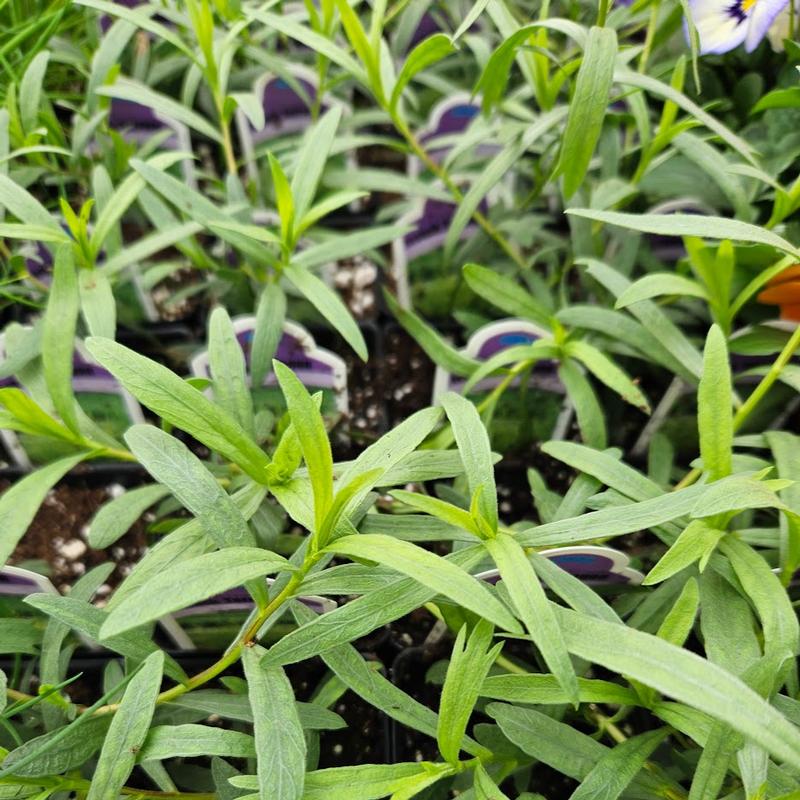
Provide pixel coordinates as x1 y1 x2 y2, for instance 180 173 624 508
638 0 661 73
392 117 528 271
94 574 303 714
597 0 612 27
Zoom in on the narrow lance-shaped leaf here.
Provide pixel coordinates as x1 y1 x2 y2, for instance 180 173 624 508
569 209 800 259
698 325 733 481
243 645 306 800
438 620 500 763
209 306 255 437
124 424 254 549
100 548 290 638
274 360 333 535
251 282 286 387
556 26 618 198
88 484 171 549
486 532 580 706
441 392 497 532
85 337 271 482
43 245 80 436
324 534 522 632
554 604 800 768
569 728 669 800
86 651 164 800
291 106 342 223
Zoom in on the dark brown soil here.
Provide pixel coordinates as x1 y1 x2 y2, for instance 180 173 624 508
8 482 147 595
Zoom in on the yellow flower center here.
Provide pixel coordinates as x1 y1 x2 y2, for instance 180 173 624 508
742 0 757 10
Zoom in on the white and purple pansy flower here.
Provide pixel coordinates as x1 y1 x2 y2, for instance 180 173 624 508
688 0 790 53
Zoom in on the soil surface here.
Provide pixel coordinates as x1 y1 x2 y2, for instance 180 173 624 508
8 481 148 596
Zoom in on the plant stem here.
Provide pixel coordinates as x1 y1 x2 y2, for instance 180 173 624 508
94 574 303 714
638 0 661 73
220 116 238 177
392 117 528 271
674 324 800 490
597 0 612 27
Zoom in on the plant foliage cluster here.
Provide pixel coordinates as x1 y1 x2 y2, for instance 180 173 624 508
1 0 800 798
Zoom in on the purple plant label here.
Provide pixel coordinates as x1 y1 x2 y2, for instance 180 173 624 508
476 545 644 589
432 319 561 402
191 317 349 413
246 70 329 142
0 566 58 597
407 95 501 179
391 197 487 306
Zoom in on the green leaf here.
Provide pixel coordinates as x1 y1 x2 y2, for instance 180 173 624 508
569 729 669 800
391 34 454 111
290 602 482 755
325 534 521 632
124 424 255 549
441 392 497 532
42 245 80 435
85 338 271 482
19 51 50 135
209 307 255 437
334 0 382 100
291 107 343 223
88 484 171 549
719 536 799 663
656 577 699 647
581 258 704 381
248 10 367 84
384 290 479 376
100 548 290 638
615 273 709 308
283 264 367 360
24 594 185 682
86 651 163 800
558 359 607 449
231 763 442 799
0 173 61 230
690 475 785 518
0 716 110 778
556 26 617 198
388 490 481 537
553 605 800 767
264 547 487 666
698 325 733 481
486 533 579 706
76 0 194 58
79 268 116 339
518 479 712 546
462 263 552 330
480 673 637 706
0 453 87 565
473 763 510 800
243 645 306 800
97 79 221 142
618 67 755 164
643 520 725 585
251 283 286 388
566 340 650 413
569 209 800 259
269 153 295 244
438 620 500 763
488 703 669 798
138 725 255 762
273 360 333 534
